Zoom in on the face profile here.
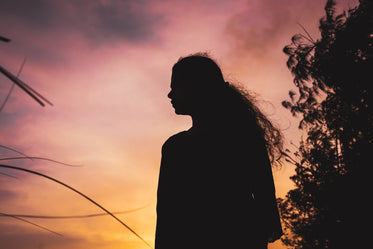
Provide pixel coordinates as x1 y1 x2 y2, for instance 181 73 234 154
167 71 194 115
167 56 225 117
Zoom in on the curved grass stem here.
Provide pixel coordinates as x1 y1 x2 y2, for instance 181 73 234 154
0 164 153 249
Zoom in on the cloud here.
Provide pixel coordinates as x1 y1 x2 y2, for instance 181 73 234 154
224 0 325 57
0 189 21 202
0 0 62 31
89 0 163 44
0 0 163 45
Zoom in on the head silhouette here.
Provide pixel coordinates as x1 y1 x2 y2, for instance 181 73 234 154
168 54 227 116
167 53 283 164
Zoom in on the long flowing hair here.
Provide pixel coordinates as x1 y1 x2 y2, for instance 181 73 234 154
174 53 283 165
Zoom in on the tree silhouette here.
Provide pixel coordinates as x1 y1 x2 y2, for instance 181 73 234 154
279 0 372 248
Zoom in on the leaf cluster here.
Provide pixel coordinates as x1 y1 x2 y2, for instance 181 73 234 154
279 0 373 248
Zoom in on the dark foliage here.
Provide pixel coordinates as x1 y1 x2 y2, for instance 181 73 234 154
279 0 372 248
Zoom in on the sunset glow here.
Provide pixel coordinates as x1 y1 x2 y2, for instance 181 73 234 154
0 0 358 248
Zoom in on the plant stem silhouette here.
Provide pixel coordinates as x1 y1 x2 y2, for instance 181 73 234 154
0 164 153 249
0 57 27 112
0 205 150 219
0 145 32 159
0 157 82 167
0 212 63 236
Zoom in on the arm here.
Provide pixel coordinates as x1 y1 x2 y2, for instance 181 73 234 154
252 142 283 242
155 141 170 249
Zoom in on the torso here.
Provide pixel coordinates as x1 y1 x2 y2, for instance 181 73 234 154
156 129 263 248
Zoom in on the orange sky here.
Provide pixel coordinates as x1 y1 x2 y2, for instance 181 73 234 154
0 0 358 248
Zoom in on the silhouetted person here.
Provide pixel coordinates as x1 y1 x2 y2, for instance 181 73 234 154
156 54 283 249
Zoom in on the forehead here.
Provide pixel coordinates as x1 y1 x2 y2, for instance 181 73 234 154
171 69 191 88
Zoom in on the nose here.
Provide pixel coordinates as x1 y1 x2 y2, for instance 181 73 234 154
167 89 173 99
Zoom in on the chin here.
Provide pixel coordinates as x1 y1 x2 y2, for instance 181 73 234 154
173 107 190 115
174 109 188 115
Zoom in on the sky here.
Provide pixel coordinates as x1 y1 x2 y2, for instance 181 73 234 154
0 0 359 248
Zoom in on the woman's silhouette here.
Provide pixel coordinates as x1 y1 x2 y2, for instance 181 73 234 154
156 53 283 249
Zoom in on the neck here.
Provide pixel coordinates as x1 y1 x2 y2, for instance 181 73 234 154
190 111 223 133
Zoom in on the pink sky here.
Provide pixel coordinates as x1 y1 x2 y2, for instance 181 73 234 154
0 0 358 248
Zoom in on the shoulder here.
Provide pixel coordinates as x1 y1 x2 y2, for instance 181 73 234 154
161 131 189 154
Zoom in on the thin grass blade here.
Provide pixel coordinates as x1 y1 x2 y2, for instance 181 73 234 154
0 36 11 42
0 84 15 112
0 171 19 179
2 204 150 219
0 157 82 167
0 66 45 106
0 57 27 112
14 76 53 106
0 145 32 160
0 212 63 236
0 164 153 249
